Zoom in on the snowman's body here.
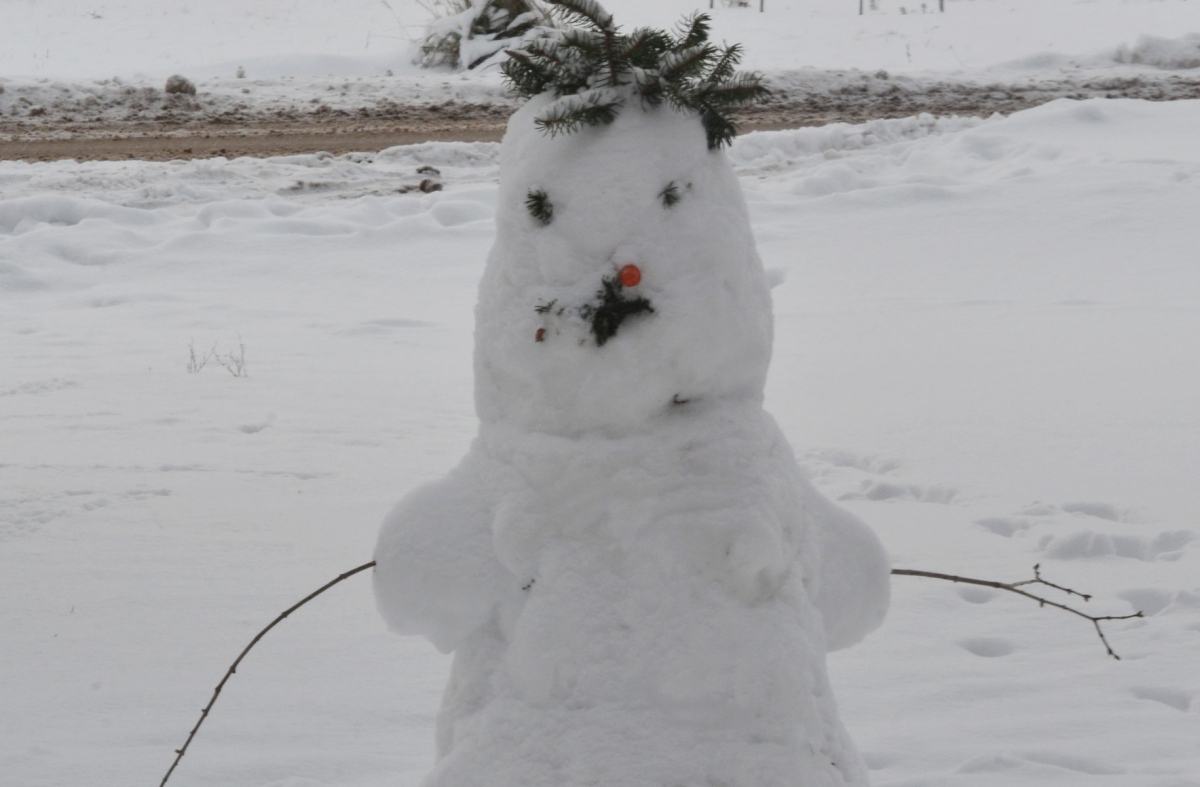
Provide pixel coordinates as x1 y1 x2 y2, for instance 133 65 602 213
374 95 890 787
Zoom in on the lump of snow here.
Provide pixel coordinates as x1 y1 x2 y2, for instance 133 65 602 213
1114 34 1200 70
164 74 196 96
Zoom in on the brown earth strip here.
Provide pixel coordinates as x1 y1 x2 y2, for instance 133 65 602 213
0 105 1015 163
4 73 1199 163
1 122 509 163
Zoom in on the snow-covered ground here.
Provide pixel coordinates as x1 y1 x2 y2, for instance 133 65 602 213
4 0 1200 786
3 0 1200 79
3 96 1199 786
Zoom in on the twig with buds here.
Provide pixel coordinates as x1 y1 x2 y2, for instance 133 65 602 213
892 564 1144 660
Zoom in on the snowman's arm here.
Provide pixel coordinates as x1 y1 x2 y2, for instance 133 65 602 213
805 490 891 652
373 462 519 654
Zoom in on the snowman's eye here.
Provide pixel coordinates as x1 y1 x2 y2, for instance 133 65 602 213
659 182 681 209
526 189 554 225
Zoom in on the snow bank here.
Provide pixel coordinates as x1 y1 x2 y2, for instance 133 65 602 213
1113 33 1200 70
1000 32 1200 72
0 143 500 207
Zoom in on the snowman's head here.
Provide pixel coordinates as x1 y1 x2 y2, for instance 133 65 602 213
473 94 774 436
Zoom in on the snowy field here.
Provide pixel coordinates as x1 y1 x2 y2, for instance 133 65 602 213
4 96 1200 787
3 0 1200 79
4 0 1200 786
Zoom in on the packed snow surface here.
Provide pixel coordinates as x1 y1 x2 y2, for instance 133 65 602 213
3 96 1199 786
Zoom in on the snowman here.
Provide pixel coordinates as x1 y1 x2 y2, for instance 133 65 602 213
373 3 891 785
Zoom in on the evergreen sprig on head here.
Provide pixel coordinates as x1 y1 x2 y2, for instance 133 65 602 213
501 0 768 149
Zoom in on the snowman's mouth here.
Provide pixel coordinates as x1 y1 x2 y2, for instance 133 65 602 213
534 270 655 347
579 273 654 346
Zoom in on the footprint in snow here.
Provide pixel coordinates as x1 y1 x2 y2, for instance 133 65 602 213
956 750 1126 775
957 586 998 604
1 378 80 396
1118 587 1200 617
838 479 957 504
238 413 275 434
802 449 902 476
124 489 172 500
1130 686 1194 712
1117 588 1175 617
1040 529 1194 562
1017 500 1138 522
959 637 1018 658
1060 501 1123 521
335 317 432 336
974 516 1033 538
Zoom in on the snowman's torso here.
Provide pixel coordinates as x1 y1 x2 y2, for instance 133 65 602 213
420 405 869 787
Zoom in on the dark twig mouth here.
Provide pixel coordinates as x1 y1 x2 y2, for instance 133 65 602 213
579 274 654 346
535 272 655 347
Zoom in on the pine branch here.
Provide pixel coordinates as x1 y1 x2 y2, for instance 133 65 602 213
696 72 769 106
535 89 623 136
621 28 672 69
501 49 553 96
891 564 1144 660
659 43 717 83
605 27 630 88
659 181 681 208
673 11 712 50
633 69 665 107
700 104 739 150
499 1 768 145
526 188 554 224
546 0 614 31
706 43 745 83
521 37 569 66
558 26 606 56
159 561 378 787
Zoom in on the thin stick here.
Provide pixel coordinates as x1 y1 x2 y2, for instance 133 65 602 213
159 560 377 787
892 564 1143 660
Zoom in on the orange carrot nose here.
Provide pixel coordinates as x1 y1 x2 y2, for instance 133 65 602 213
619 264 642 288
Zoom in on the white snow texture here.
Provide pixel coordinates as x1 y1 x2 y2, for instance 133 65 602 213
373 95 891 787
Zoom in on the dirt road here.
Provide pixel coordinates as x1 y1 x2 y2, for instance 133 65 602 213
4 70 1198 162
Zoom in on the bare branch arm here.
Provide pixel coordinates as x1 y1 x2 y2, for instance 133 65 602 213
159 561 377 787
891 565 1143 660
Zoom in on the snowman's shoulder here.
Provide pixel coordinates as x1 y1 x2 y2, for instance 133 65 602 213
373 449 520 653
378 452 496 540
798 482 891 651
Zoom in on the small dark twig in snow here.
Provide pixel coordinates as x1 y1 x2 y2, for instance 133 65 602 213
159 560 377 787
891 564 1143 660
